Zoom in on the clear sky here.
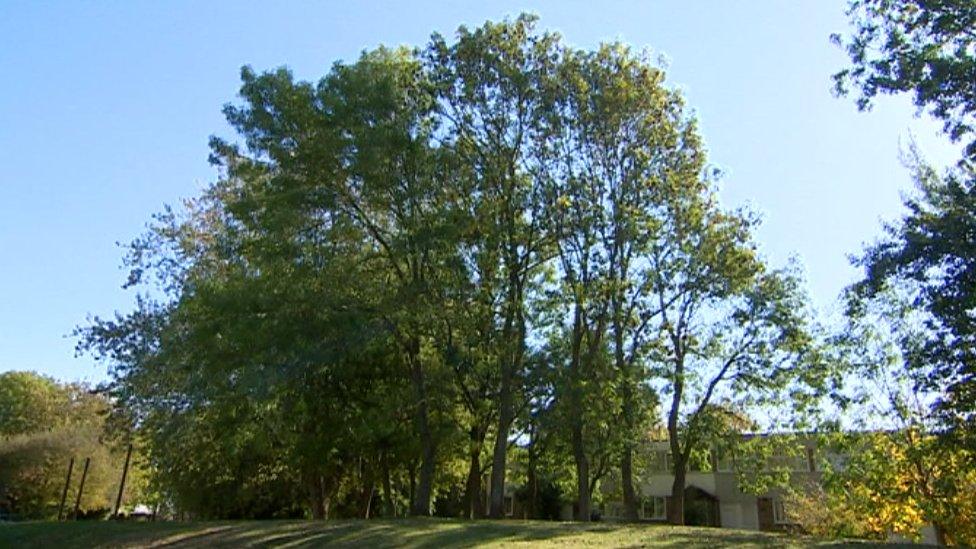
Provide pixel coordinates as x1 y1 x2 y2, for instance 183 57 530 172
0 1 962 384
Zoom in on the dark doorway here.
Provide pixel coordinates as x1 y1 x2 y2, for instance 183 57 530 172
683 485 719 527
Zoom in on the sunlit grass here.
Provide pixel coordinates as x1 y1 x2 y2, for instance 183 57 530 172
0 518 915 548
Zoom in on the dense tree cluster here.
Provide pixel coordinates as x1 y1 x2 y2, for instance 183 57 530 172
77 16 827 523
0 372 142 520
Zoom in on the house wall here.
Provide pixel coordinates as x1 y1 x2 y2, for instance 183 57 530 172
718 498 759 530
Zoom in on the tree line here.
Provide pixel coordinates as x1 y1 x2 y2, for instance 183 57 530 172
0 371 147 519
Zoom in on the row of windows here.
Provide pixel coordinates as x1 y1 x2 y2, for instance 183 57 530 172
604 497 796 525
602 497 667 520
647 449 814 474
773 499 794 525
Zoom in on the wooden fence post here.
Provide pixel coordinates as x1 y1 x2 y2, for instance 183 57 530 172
113 443 133 519
57 457 75 521
72 457 91 520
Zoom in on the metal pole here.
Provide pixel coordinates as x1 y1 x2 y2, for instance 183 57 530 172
57 458 75 521
113 443 133 519
72 457 91 520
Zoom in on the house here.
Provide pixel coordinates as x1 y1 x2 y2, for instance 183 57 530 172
598 437 822 531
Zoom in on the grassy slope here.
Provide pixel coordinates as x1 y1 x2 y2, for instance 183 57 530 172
0 518 914 548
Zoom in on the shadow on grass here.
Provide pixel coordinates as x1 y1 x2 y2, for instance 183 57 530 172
152 519 593 548
0 518 929 548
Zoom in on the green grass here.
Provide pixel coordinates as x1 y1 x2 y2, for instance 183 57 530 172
0 518 919 548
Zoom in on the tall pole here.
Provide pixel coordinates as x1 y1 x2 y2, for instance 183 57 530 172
113 443 133 519
57 457 75 521
72 457 91 520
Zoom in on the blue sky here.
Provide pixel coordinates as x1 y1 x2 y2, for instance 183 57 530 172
0 1 961 384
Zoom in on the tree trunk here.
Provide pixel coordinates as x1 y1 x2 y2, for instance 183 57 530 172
382 451 395 517
566 302 592 522
322 493 332 520
621 446 640 521
113 443 133 518
362 490 373 519
359 458 374 519
408 462 416 511
666 342 686 526
57 457 74 521
407 341 435 517
933 522 949 546
526 427 539 520
668 459 687 525
573 420 591 521
309 475 326 520
464 426 486 519
611 207 640 519
489 281 525 519
488 373 514 518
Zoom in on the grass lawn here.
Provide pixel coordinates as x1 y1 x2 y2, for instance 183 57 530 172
0 518 918 548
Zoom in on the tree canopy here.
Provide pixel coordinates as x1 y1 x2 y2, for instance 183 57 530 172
832 0 976 160
74 14 834 525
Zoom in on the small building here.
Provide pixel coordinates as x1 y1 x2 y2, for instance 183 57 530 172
598 438 820 531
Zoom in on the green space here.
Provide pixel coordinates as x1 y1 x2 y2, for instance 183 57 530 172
0 519 910 548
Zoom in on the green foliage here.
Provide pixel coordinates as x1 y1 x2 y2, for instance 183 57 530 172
790 431 976 546
832 0 976 160
849 153 976 442
838 271 975 545
0 371 102 437
0 427 118 520
76 14 829 523
0 372 133 520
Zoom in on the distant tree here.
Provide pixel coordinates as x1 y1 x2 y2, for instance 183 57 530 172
0 372 129 519
0 371 67 437
0 371 107 438
832 0 976 160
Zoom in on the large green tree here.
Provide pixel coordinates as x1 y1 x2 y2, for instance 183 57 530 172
641 186 824 525
425 15 559 519
536 43 697 521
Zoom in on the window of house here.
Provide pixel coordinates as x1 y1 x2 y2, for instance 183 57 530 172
504 495 514 517
784 454 807 472
641 497 666 520
715 451 734 472
773 499 794 524
649 450 669 472
826 452 849 472
604 502 622 518
768 448 810 472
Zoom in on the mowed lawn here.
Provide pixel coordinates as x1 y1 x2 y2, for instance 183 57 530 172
0 518 921 548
